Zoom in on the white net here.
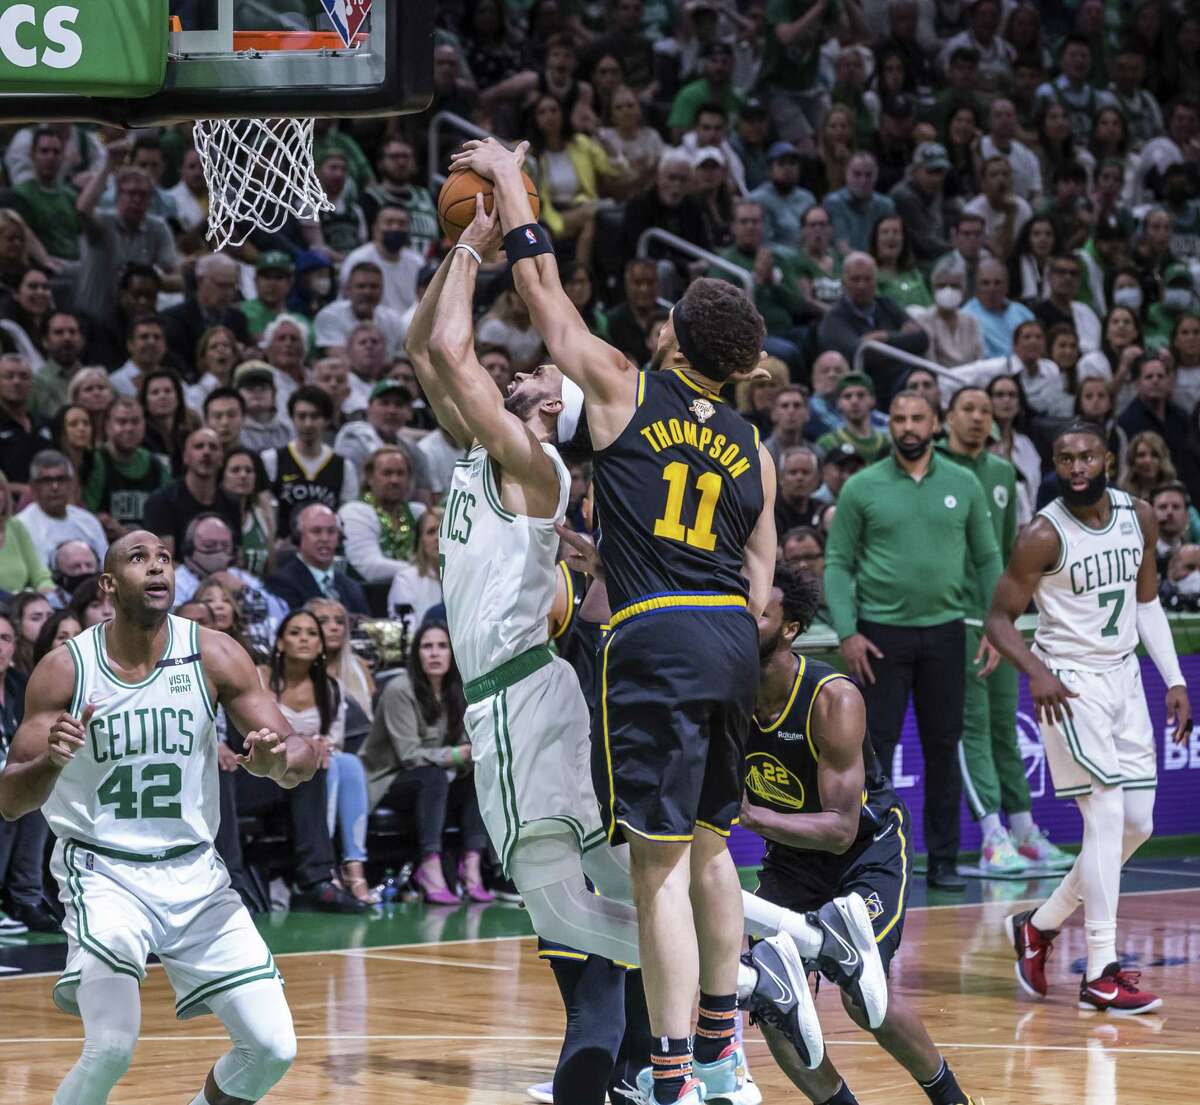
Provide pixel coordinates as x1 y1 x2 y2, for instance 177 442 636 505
193 116 334 251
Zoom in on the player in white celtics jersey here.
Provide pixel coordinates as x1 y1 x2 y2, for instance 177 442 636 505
987 420 1192 1016
0 530 319 1105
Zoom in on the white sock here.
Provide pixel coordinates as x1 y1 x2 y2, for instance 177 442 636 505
980 812 1003 838
736 961 758 1002
1030 787 1123 975
741 892 823 958
1008 810 1034 839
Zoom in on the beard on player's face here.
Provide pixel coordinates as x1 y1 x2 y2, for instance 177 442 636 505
503 383 543 422
1057 468 1108 507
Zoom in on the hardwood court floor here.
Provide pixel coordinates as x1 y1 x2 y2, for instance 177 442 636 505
2 874 1200 1104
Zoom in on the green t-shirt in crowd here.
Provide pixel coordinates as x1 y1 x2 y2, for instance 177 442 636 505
711 244 806 336
9 180 80 261
816 425 891 465
823 451 1002 638
758 0 835 94
877 269 932 311
936 442 1018 618
667 79 744 131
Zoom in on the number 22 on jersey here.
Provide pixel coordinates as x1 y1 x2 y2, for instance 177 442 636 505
653 460 722 551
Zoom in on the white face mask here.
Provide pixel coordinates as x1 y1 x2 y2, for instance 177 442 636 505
1175 569 1200 596
309 274 333 297
934 286 963 310
1164 287 1193 311
1112 285 1143 310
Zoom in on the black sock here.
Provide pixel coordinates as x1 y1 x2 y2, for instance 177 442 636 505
919 1060 967 1105
693 991 737 1064
650 1036 692 1103
817 1082 861 1105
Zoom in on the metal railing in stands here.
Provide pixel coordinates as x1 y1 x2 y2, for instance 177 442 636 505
635 228 754 296
427 111 490 193
852 339 957 382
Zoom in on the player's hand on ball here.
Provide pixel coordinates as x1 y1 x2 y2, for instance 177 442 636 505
46 703 93 769
450 137 529 181
1028 666 1078 724
459 193 503 261
555 523 604 579
1166 686 1192 745
236 729 288 779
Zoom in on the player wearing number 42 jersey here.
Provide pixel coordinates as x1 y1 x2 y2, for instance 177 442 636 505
448 135 879 1105
0 531 320 1105
986 418 1193 1016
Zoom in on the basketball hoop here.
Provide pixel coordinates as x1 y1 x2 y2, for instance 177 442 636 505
193 115 333 251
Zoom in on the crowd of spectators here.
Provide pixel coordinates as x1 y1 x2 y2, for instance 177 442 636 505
6 0 1200 920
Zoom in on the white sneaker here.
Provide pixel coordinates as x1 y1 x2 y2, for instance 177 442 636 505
0 911 28 935
526 1082 553 1103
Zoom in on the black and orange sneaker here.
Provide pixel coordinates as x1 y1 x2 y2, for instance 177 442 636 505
1004 909 1056 998
1078 963 1163 1015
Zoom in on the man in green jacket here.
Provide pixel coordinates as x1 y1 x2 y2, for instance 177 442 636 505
938 387 1074 877
825 389 1002 890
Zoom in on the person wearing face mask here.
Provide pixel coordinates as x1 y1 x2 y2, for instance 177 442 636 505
338 205 425 319
1144 262 1198 348
46 539 98 609
286 250 338 320
1161 542 1200 609
913 257 985 371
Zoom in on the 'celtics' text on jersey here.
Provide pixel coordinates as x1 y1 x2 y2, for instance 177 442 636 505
42 615 219 858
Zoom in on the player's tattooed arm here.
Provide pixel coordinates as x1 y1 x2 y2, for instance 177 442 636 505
742 445 778 618
0 646 82 820
201 629 319 788
985 517 1078 723
741 679 865 854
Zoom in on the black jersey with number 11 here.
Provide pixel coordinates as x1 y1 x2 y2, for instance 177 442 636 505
593 370 764 615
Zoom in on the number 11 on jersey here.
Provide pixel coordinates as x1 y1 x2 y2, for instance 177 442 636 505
653 461 722 551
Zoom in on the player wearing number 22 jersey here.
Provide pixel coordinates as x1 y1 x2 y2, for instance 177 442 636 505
593 366 764 846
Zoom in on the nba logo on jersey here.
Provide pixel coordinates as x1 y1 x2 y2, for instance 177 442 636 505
525 228 538 245
320 0 372 48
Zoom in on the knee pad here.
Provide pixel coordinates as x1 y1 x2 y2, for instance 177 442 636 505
83 1028 137 1083
217 1025 296 1101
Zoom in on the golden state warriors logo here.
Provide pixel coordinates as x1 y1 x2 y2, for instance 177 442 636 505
745 753 805 810
689 398 716 424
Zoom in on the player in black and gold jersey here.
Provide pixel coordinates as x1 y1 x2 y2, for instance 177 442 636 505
451 136 817 1105
745 562 977 1105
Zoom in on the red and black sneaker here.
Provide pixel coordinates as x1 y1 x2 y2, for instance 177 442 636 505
1078 963 1163 1015
1004 909 1056 999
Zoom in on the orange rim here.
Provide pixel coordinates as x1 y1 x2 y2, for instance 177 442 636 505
232 31 367 51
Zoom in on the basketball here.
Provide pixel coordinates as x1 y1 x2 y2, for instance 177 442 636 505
437 168 540 244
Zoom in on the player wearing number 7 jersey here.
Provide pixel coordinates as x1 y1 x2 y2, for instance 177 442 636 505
986 419 1193 1016
0 530 319 1105
450 136 815 1105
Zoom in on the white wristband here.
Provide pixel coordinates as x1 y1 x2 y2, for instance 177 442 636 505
453 242 482 265
1137 598 1186 689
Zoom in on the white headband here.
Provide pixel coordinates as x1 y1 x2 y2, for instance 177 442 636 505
557 375 584 444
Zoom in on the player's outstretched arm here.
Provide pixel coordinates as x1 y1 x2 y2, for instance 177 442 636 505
404 253 473 448
202 629 319 789
0 647 82 820
1132 500 1192 741
985 519 1078 724
742 445 778 618
740 679 865 855
428 197 560 514
449 139 637 418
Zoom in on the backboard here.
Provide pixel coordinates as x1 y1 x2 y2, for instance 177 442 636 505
0 0 432 126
